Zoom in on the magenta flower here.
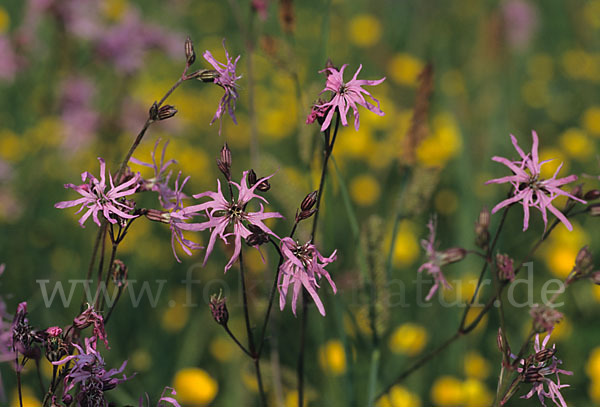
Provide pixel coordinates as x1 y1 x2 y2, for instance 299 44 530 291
131 138 180 210
417 217 455 301
185 171 282 272
139 387 181 407
203 40 241 134
73 304 109 348
314 64 385 132
515 331 572 407
486 131 586 231
55 157 140 227
278 238 337 316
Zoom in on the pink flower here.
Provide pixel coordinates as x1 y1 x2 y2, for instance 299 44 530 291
146 173 204 263
185 171 282 272
314 64 385 132
278 238 337 316
55 157 140 227
486 131 585 231
515 331 572 407
417 216 456 301
203 40 241 135
131 138 180 210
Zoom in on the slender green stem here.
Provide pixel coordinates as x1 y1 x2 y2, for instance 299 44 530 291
257 238 284 357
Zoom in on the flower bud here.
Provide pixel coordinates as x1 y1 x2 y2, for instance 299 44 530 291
111 259 128 288
248 169 270 192
570 184 584 200
63 394 73 406
295 208 317 222
530 304 563 334
198 69 220 82
575 245 594 274
584 189 600 201
496 253 515 282
157 105 178 121
245 224 269 246
440 247 466 265
216 143 232 181
591 204 600 216
301 191 318 211
185 36 196 66
591 271 600 285
209 291 228 325
474 207 490 249
145 209 170 224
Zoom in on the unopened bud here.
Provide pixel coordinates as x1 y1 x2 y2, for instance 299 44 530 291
584 189 600 201
496 253 515 282
301 191 318 211
497 327 512 365
245 224 269 246
149 101 159 120
111 259 128 288
184 36 196 66
248 169 270 192
570 184 584 201
45 327 68 363
575 245 594 275
522 366 544 383
209 291 228 325
295 208 317 222
590 204 600 216
157 105 178 121
324 58 336 74
440 247 466 265
63 394 73 406
474 207 490 249
145 209 170 224
217 144 232 181
533 347 556 364
198 69 220 82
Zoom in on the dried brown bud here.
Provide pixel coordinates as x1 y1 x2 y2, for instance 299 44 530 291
530 304 563 334
301 190 318 211
474 207 490 249
157 105 178 121
248 169 270 192
591 204 600 216
111 259 128 288
496 253 515 282
440 247 466 265
575 245 594 274
295 208 317 222
149 101 159 120
209 291 228 325
216 143 232 181
185 36 196 66
584 189 600 201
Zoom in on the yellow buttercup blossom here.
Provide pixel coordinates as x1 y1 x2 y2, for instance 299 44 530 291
350 174 381 207
583 106 600 136
0 7 9 33
538 148 568 180
349 14 382 47
319 340 347 375
464 351 491 380
545 245 577 279
590 379 600 403
376 385 421 407
388 53 423 87
102 0 128 21
389 323 427 356
559 128 593 159
210 336 236 362
173 368 218 405
431 376 464 406
462 379 493 407
391 220 419 267
416 113 462 167
586 346 600 378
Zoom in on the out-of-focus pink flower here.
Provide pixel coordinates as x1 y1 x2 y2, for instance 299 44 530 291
278 238 337 316
55 157 140 228
251 0 269 21
0 36 18 81
131 139 179 210
486 131 585 231
314 64 385 132
513 331 572 407
203 40 241 135
60 76 99 151
139 387 181 407
184 171 282 272
502 0 539 51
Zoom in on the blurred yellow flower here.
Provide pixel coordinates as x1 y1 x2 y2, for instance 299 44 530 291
538 148 568 180
551 316 572 341
389 323 427 356
583 106 600 136
349 14 382 47
173 368 218 405
440 70 466 97
559 128 593 159
131 349 152 372
590 379 600 404
376 385 421 407
161 289 190 332
102 0 128 21
434 189 458 215
586 346 600 378
391 220 419 267
431 376 464 406
545 245 577 279
388 53 423 87
210 336 236 362
350 174 381 207
463 351 490 380
584 0 600 29
11 386 41 406
593 285 600 302
318 340 347 375
463 306 487 334
0 7 9 33
462 379 493 407
416 113 462 167
521 80 550 108
562 49 595 80
0 129 25 162
527 54 554 81
285 390 308 407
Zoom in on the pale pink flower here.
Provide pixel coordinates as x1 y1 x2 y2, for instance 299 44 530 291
314 64 385 132
131 139 180 210
516 331 572 407
203 40 241 135
417 216 455 301
486 131 585 231
278 238 337 316
185 171 282 272
55 158 140 227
